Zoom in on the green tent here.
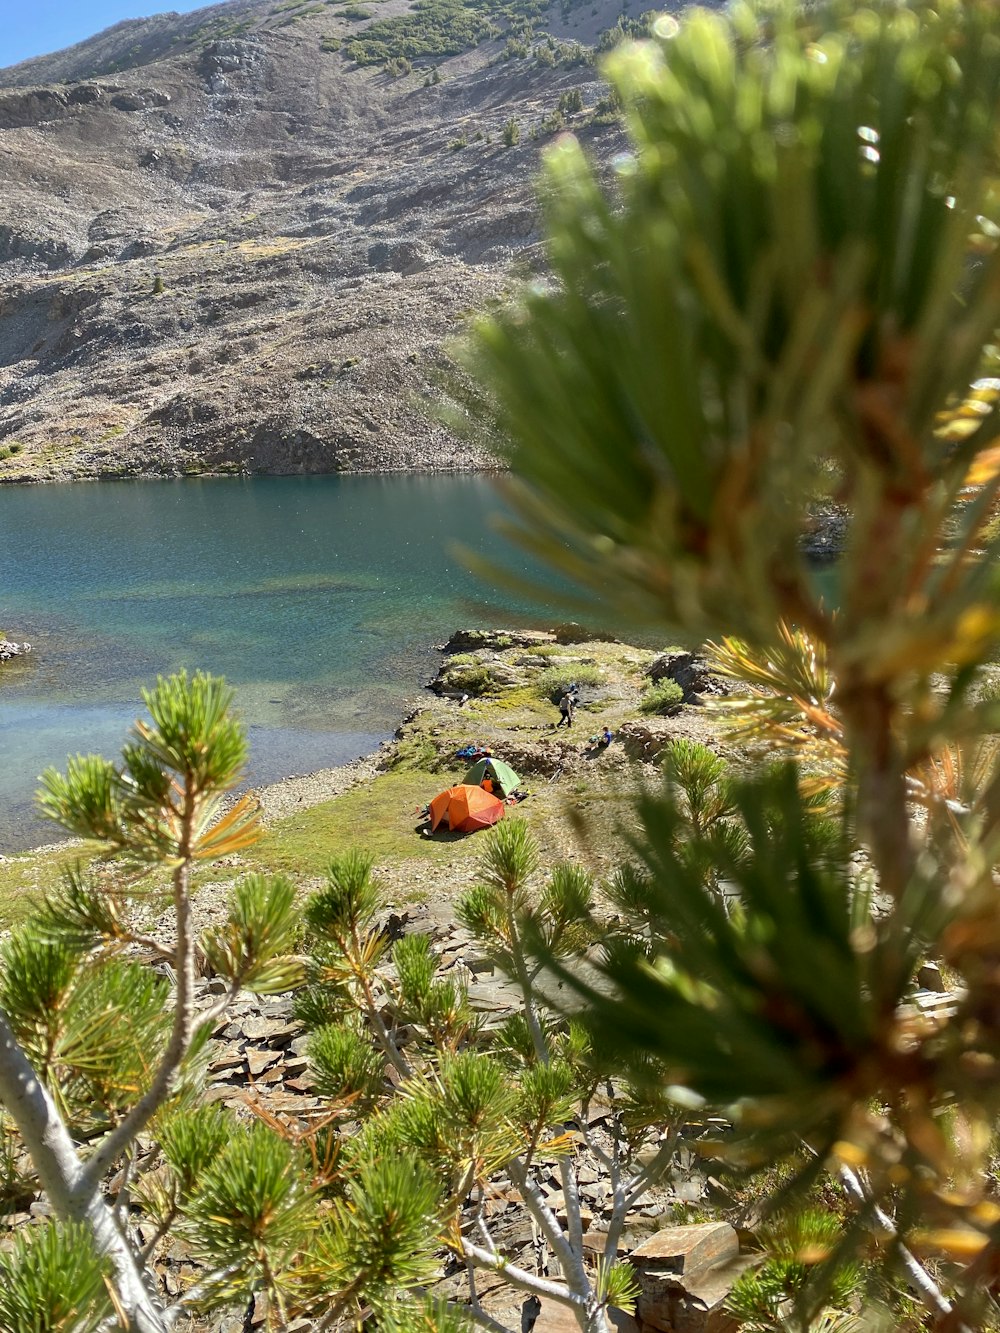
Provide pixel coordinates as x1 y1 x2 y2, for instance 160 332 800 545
463 756 521 798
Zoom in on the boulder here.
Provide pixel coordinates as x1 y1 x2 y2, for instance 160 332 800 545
645 652 723 701
633 1255 757 1333
629 1224 755 1333
441 628 555 654
0 639 32 662
631 1223 738 1277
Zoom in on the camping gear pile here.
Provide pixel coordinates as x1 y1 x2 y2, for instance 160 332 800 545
425 755 527 835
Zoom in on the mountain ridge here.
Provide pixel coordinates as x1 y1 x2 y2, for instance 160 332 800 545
0 0 661 481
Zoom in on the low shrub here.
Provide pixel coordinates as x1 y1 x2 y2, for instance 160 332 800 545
553 39 590 66
439 664 496 696
639 680 684 716
591 90 622 125
534 664 602 702
502 118 520 147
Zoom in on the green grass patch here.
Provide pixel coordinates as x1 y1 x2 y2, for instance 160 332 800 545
386 734 451 772
438 663 499 697
246 769 470 881
534 664 603 703
478 683 549 715
0 844 90 928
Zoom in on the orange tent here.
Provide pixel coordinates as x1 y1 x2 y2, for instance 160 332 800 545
428 784 506 834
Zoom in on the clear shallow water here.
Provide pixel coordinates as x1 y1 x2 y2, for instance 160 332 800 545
0 474 565 852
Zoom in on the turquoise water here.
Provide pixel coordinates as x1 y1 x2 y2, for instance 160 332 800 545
0 474 565 852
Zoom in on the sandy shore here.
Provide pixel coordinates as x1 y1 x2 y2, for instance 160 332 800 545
250 741 397 824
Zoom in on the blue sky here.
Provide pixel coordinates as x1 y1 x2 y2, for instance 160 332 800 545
0 1 211 69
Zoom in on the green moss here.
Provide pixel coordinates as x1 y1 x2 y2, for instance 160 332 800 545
386 734 448 772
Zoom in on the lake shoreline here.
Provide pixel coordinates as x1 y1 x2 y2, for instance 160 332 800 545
0 705 415 861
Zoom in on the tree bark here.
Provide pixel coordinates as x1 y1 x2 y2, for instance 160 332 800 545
0 1012 168 1332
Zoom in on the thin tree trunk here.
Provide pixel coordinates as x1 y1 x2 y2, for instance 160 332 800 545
0 1012 168 1332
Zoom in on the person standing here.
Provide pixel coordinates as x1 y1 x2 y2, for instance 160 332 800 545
557 689 575 727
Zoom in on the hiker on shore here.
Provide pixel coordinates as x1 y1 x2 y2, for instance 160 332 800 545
556 688 576 728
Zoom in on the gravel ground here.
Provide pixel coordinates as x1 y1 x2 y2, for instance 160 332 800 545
251 743 393 824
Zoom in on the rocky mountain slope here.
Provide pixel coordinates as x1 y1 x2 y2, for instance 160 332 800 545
0 0 660 481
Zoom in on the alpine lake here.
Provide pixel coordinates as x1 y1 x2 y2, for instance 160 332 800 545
0 473 576 853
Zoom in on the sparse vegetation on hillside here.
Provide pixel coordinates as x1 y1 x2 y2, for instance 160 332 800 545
343 0 591 64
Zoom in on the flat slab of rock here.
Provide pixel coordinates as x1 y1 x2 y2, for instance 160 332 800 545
631 1222 738 1276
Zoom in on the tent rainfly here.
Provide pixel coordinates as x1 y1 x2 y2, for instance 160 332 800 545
462 756 521 798
428 784 506 834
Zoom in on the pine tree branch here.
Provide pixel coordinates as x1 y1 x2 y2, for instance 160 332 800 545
137 1199 180 1267
505 903 547 1065
577 1114 615 1174
559 1157 584 1259
81 845 198 1192
307 1275 366 1333
836 1162 963 1327
591 1122 626 1264
507 1158 591 1300
162 1262 244 1327
477 1213 499 1255
348 924 412 1080
622 1132 678 1211
122 934 176 962
194 980 241 1036
462 1238 586 1308
461 1304 513 1333
112 1145 137 1223
462 1206 514 1333
0 1011 168 1333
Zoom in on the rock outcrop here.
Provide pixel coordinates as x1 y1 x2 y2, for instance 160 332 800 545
0 638 31 661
